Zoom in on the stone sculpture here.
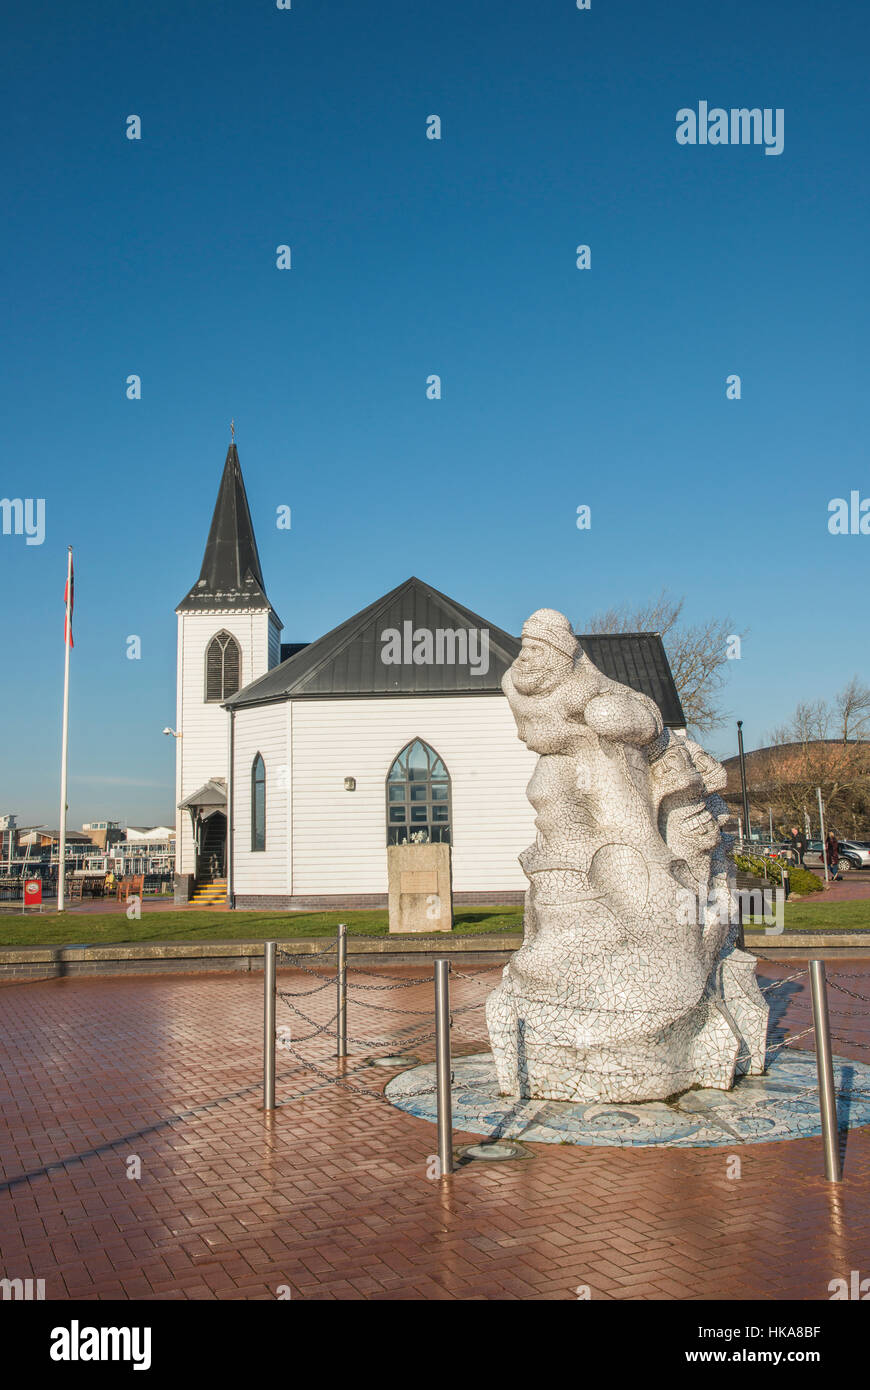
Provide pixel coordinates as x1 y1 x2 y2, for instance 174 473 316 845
486 609 769 1103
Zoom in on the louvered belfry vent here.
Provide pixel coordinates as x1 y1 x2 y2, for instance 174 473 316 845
205 631 241 702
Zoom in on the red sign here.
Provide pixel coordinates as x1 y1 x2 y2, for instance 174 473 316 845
23 878 42 905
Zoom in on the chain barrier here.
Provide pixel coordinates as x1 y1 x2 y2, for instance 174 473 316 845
272 944 488 1079
267 942 869 1143
278 991 437 1052
276 944 432 989
280 1044 438 1106
763 1024 817 1055
341 993 435 1017
827 978 870 1005
276 944 335 960
732 1082 824 1115
273 942 442 1083
450 964 507 983
345 971 435 988
759 969 808 993
830 1035 870 1051
275 952 336 980
275 997 341 1042
276 975 335 998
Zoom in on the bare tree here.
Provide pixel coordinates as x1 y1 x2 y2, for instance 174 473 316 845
762 681 870 834
835 677 870 744
581 589 740 734
769 700 829 748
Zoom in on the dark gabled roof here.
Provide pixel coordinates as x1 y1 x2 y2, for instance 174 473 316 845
225 577 687 726
225 577 520 705
578 632 685 729
177 444 276 615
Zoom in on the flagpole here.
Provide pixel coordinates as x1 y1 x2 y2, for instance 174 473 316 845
58 545 73 911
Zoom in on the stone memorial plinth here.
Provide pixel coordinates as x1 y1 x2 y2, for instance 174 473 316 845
387 843 452 933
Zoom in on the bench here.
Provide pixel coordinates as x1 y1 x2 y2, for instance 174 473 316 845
116 874 145 902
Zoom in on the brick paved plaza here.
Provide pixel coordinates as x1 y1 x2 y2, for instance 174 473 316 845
1 958 869 1301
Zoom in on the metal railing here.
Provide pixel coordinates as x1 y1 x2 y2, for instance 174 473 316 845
434 959 453 1176
809 960 841 1182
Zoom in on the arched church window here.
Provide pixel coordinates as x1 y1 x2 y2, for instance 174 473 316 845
386 739 451 846
251 754 266 852
205 631 241 702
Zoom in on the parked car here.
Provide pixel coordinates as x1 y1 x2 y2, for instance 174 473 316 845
802 840 853 873
838 840 870 870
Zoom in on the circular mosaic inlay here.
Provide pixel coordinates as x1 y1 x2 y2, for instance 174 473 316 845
384 1049 870 1148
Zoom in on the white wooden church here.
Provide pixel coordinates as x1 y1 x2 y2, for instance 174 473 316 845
173 444 686 908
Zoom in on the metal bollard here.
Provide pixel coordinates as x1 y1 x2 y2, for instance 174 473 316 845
809 959 842 1182
434 959 454 1176
264 940 277 1110
782 866 790 900
337 922 347 1058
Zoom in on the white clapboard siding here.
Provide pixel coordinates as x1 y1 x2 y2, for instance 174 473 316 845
232 702 290 893
175 608 275 874
289 696 538 895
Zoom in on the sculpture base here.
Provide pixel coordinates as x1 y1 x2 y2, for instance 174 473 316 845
385 1049 869 1148
486 946 769 1104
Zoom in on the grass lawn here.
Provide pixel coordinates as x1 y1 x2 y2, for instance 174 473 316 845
0 906 525 948
756 898 870 932
2 897 867 949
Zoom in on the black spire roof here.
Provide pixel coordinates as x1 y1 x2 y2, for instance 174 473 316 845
177 444 275 613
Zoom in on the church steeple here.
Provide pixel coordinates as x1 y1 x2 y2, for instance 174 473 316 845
177 442 271 612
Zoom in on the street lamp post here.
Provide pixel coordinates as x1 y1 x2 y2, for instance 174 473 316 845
737 721 751 845
817 786 830 884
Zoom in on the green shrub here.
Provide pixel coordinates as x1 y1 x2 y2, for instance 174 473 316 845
786 865 825 894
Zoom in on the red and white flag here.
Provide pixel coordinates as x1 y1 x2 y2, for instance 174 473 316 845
64 554 74 648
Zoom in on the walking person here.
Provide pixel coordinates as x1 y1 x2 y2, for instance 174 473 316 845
789 825 807 866
825 830 842 882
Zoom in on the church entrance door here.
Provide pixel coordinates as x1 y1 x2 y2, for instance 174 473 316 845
197 811 227 881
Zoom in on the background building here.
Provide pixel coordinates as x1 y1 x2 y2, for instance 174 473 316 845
81 821 125 850
173 444 687 908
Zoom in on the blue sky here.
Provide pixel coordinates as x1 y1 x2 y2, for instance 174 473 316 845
1 0 868 826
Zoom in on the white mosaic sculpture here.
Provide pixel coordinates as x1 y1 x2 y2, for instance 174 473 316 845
486 609 769 1103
